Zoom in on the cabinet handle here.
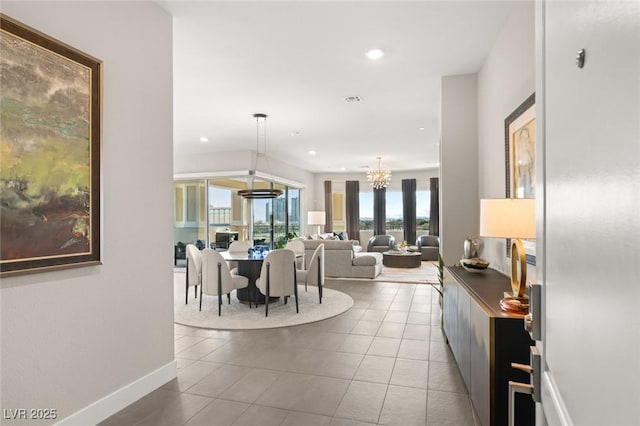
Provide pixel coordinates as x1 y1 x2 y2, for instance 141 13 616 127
508 381 533 426
526 282 542 341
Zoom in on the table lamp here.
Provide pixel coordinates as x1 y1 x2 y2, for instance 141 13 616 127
308 211 326 235
479 198 535 303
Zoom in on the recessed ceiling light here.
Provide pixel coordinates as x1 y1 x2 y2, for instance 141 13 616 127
340 167 346 171
308 150 316 155
419 127 425 131
366 48 384 60
199 137 208 142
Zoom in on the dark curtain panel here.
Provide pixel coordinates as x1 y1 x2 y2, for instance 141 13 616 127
324 180 333 233
373 187 386 236
429 177 440 236
345 180 360 241
402 179 417 244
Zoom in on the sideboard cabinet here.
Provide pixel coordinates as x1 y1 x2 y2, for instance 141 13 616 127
443 266 534 426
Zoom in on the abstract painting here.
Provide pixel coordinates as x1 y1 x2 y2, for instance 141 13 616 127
505 92 535 265
0 15 101 276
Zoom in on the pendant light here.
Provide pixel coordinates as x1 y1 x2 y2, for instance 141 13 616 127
238 113 283 199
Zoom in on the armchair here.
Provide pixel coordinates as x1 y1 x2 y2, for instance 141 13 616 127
416 235 439 261
367 235 396 253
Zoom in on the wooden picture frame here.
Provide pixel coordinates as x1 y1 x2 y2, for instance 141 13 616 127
505 93 536 265
0 14 102 276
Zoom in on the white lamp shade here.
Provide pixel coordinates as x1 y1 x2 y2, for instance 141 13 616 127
479 199 535 239
307 211 326 225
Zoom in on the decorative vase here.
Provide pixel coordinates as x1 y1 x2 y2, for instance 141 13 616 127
463 238 479 259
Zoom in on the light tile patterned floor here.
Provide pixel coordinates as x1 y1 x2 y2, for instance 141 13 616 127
100 278 479 426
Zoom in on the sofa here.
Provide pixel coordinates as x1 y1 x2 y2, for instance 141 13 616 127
302 239 382 279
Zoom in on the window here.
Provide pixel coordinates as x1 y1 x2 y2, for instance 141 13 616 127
416 190 430 230
385 191 403 231
208 186 231 226
288 188 300 236
359 191 373 230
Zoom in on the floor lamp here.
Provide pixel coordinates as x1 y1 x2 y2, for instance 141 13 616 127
308 211 326 235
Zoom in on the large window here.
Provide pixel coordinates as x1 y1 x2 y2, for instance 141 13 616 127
252 184 300 248
209 186 231 226
174 178 301 255
357 188 431 232
359 191 373 230
385 191 403 231
416 190 430 230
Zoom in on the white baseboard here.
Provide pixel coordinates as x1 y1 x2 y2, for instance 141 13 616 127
55 360 177 426
541 371 573 426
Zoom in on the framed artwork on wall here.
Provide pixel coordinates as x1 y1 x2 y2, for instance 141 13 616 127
505 92 536 265
0 14 102 276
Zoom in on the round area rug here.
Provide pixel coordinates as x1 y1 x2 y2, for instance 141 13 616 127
173 271 353 330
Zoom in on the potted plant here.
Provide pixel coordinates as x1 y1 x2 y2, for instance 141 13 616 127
275 231 298 249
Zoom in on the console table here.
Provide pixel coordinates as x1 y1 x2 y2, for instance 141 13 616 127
443 266 534 426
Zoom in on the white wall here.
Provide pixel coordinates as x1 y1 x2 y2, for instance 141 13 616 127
1 2 175 425
440 74 479 265
477 1 535 278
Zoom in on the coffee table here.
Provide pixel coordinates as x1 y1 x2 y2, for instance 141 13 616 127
382 251 422 268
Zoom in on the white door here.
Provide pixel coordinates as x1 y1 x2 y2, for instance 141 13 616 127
537 1 640 425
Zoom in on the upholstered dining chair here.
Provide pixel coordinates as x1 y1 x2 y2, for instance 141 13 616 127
367 235 396 253
228 240 251 273
201 248 250 315
185 244 202 304
296 244 324 303
285 239 305 270
256 249 298 317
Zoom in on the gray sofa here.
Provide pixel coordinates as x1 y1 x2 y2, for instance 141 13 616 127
303 240 382 279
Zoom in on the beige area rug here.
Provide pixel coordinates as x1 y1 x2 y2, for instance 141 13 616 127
173 271 353 330
335 261 439 284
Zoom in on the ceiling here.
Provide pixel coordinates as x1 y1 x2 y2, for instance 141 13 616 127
160 1 513 174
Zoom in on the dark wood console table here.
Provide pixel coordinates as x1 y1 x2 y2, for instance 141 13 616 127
443 266 534 426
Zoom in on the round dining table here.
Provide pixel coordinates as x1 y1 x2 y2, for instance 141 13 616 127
220 250 283 305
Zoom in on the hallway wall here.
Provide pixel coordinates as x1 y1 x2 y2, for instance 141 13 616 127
1 2 175 424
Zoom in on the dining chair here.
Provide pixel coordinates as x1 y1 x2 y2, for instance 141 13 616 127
256 249 298 317
285 239 305 269
227 240 251 273
185 244 202 304
296 243 324 303
201 248 250 315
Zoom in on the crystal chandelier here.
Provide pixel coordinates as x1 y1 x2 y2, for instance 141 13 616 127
367 157 392 189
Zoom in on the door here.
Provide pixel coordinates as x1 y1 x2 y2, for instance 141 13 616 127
537 1 640 425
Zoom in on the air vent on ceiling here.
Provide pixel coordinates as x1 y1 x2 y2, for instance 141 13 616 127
344 96 362 103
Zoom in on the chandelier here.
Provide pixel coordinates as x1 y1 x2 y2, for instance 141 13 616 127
367 157 392 189
238 113 283 199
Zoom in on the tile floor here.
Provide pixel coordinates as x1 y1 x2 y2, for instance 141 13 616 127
100 279 478 426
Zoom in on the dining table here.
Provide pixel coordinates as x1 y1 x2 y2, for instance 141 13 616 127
221 249 301 305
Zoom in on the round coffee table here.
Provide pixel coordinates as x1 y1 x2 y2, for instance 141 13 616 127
382 251 422 268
